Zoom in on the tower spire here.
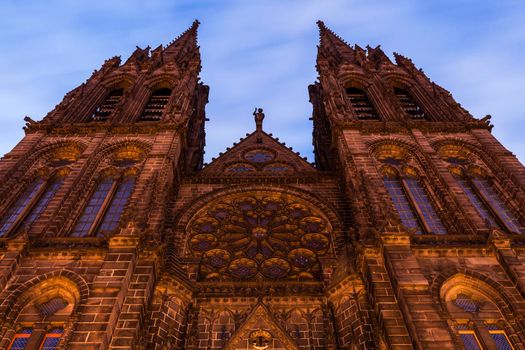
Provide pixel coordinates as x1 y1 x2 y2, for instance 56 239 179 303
316 20 355 60
164 19 200 56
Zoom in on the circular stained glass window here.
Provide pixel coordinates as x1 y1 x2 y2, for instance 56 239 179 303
187 192 332 281
244 149 275 163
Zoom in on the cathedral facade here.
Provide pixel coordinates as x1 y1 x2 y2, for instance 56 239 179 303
0 20 524 350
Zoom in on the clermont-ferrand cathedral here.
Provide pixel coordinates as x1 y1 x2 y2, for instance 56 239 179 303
1 20 525 350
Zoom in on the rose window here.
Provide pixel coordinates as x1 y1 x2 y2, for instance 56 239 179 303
186 192 332 281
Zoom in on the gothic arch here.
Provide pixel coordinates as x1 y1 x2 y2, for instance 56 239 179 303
57 139 150 237
175 184 344 236
172 185 344 283
0 140 86 214
431 137 525 222
100 74 135 90
430 269 517 315
0 269 89 322
144 74 178 91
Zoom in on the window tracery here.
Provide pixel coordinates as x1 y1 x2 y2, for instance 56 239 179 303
438 144 523 233
442 276 517 350
0 146 76 237
376 144 447 234
186 192 333 281
7 277 79 350
71 146 142 237
346 87 379 120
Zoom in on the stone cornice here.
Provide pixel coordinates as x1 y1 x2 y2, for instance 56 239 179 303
333 120 492 134
24 120 186 135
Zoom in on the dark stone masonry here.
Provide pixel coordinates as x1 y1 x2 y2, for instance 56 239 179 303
0 20 524 350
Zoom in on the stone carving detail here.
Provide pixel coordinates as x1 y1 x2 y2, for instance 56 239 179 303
187 192 332 281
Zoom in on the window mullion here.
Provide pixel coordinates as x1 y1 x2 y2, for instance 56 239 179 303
469 177 517 233
5 179 47 237
401 178 432 234
87 180 118 237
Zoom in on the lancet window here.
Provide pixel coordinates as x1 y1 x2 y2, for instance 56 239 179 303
91 88 124 121
71 147 141 237
393 87 426 119
376 145 447 234
346 87 379 120
0 173 65 237
439 145 523 233
140 87 172 121
71 173 136 237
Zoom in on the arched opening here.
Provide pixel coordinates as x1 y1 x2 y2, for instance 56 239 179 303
438 144 524 234
91 88 124 121
6 276 81 350
441 275 518 350
393 87 427 120
140 87 172 121
374 144 447 234
345 87 379 120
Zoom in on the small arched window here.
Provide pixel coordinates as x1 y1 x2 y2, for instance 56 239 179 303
393 87 426 119
140 87 172 121
345 87 379 120
442 277 516 350
91 88 124 121
0 174 65 237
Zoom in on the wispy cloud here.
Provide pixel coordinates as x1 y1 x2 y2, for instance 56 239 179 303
0 0 524 163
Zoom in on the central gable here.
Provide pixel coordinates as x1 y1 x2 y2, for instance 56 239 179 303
201 130 316 176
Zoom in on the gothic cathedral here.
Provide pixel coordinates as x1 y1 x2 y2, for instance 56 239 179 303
0 20 524 350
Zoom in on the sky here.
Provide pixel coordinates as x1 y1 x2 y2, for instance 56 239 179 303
0 0 524 164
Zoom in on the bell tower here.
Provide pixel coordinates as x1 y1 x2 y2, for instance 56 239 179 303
309 21 525 350
0 21 209 349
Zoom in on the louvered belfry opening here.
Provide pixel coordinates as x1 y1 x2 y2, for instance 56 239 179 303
345 87 379 120
92 89 124 121
140 88 172 121
394 87 426 119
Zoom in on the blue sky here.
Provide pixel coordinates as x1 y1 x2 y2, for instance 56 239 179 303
0 0 524 164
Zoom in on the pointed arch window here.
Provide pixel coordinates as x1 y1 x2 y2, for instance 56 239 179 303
381 164 447 234
92 88 124 121
441 147 524 234
0 175 65 237
443 286 517 350
471 176 523 233
140 87 172 121
71 174 136 237
394 87 426 119
346 87 379 120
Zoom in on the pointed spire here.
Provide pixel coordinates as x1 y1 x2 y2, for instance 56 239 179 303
316 20 355 62
164 19 200 56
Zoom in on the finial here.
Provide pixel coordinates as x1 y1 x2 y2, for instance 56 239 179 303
253 108 265 143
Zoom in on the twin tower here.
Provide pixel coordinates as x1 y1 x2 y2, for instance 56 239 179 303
0 20 525 350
